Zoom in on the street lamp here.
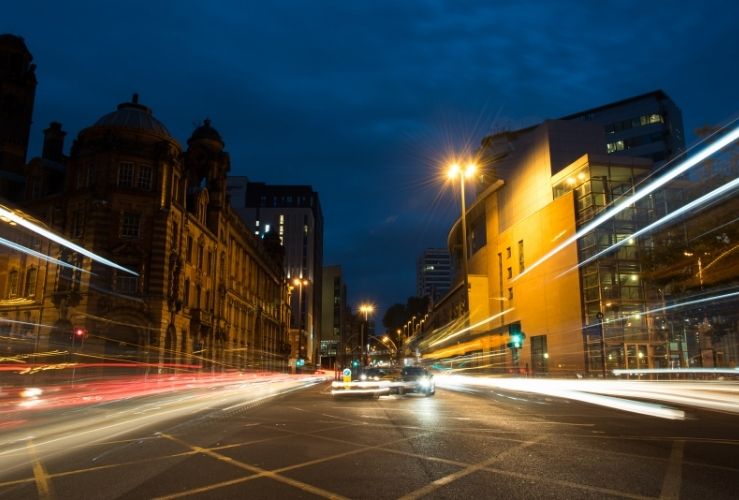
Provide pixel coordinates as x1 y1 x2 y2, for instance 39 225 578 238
358 303 374 367
447 162 477 318
382 335 398 359
292 278 309 370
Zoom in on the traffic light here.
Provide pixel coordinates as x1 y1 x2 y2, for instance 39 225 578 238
296 358 305 367
351 359 359 368
507 323 525 349
73 327 87 338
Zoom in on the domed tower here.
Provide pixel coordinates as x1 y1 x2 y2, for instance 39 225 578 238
184 119 231 231
0 34 37 201
56 94 183 352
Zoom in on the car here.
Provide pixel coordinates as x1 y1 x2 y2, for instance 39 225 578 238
396 366 435 396
331 367 398 398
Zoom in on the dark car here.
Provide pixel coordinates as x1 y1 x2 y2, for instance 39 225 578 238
396 366 435 396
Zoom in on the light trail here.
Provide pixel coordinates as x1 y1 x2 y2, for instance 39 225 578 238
0 205 138 276
436 375 739 419
0 236 89 274
0 373 327 478
601 289 739 325
427 308 515 347
512 123 739 283
559 175 739 275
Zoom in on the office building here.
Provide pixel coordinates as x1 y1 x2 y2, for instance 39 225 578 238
320 265 347 369
416 248 452 303
228 178 324 368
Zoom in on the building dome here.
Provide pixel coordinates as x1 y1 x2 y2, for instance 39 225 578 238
187 119 224 149
94 94 172 138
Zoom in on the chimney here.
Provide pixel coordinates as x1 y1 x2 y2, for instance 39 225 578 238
42 121 66 162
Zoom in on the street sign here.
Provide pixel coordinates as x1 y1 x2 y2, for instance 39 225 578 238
342 368 351 386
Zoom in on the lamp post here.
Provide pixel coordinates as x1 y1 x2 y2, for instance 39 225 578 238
292 278 309 370
359 304 374 367
382 335 399 362
447 162 477 319
596 311 606 378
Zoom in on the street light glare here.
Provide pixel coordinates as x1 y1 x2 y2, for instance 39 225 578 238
447 163 461 179
464 163 477 178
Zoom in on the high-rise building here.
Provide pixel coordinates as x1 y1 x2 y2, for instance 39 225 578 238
0 34 37 202
416 248 452 303
320 265 347 369
228 178 324 368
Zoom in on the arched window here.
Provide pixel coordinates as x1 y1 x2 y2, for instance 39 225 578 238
24 268 37 297
7 270 19 298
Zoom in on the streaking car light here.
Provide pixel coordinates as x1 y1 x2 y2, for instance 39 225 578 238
0 236 89 274
513 122 739 283
0 205 138 276
563 176 739 274
20 387 43 398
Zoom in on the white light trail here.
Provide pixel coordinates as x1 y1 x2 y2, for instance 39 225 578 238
562 176 739 274
0 206 138 276
513 123 739 283
428 308 515 347
623 289 739 320
0 236 89 274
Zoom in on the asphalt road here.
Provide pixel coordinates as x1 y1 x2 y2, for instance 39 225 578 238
1 380 738 499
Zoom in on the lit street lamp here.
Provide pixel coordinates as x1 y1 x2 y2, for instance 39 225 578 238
448 161 477 318
359 303 374 367
382 335 398 359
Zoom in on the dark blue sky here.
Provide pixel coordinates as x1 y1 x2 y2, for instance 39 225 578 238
4 0 738 318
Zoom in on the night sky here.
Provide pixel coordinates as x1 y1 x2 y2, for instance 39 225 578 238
4 1 738 318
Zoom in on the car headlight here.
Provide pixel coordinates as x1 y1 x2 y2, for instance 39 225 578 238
360 374 367 381
418 377 430 388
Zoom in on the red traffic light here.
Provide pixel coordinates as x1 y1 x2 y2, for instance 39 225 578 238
73 327 87 337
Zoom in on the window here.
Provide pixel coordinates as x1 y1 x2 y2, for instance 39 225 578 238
518 240 525 273
197 245 204 269
607 140 625 153
138 165 153 190
24 268 37 297
121 212 141 238
172 174 181 203
118 162 134 187
172 222 179 250
187 236 193 263
7 270 18 298
506 247 511 259
71 209 84 238
183 279 190 306
507 267 512 279
116 274 138 295
508 287 513 301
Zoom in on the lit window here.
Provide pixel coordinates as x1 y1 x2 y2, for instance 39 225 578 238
24 268 37 297
7 270 18 298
